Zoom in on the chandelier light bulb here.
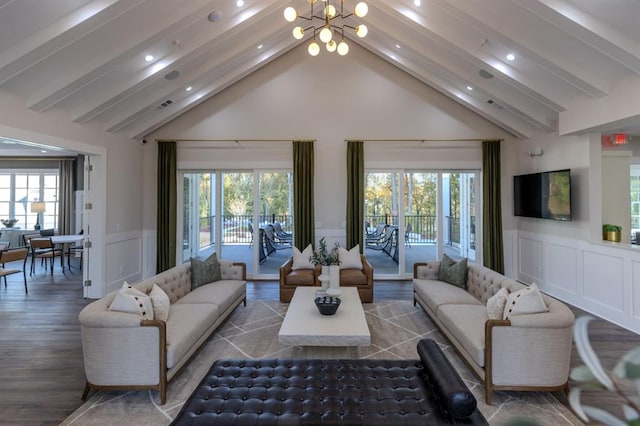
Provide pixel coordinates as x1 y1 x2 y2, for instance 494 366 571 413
284 7 297 22
337 40 349 56
292 26 304 39
355 24 368 38
319 27 333 43
308 41 320 56
354 2 368 18
285 1 368 57
325 4 336 18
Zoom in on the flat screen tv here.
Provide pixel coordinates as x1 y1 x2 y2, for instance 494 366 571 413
514 169 571 221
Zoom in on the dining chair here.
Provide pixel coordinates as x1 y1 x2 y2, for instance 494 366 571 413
67 230 84 270
0 241 10 251
29 238 63 275
0 247 29 293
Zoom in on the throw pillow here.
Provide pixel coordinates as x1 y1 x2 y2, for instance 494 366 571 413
149 283 170 321
437 253 468 288
291 244 315 270
108 282 154 320
337 245 363 270
486 287 509 320
190 252 221 289
503 283 548 320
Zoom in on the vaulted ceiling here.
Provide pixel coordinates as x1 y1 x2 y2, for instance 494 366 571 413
1 0 639 142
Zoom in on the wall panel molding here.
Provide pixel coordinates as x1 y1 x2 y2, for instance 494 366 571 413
514 230 640 334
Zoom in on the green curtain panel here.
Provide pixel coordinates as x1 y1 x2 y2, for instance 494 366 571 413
482 140 504 274
346 141 364 251
293 141 315 249
157 141 177 273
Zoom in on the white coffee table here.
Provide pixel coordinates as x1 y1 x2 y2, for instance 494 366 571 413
278 287 371 347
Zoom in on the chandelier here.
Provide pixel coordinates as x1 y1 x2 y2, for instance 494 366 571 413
284 1 369 56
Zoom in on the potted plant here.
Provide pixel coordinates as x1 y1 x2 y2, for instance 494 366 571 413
603 224 622 242
310 237 341 291
309 237 340 267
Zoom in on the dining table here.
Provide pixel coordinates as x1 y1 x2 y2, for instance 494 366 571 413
31 235 84 272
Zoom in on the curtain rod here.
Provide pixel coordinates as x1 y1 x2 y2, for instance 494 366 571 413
0 156 77 160
345 138 503 142
155 138 315 143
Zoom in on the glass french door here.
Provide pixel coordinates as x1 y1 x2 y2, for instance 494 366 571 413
365 170 479 278
443 173 477 262
403 172 439 274
182 172 217 262
181 170 292 278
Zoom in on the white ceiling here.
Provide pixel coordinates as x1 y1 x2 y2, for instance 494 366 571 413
0 0 639 144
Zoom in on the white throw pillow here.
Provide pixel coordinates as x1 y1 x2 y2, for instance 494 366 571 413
503 283 548 320
337 245 363 270
291 244 315 270
149 283 170 321
109 282 154 320
486 287 509 320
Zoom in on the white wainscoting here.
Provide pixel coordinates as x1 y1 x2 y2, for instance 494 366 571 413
509 229 640 334
104 231 143 294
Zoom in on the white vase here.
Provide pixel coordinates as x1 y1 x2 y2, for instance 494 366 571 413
328 265 340 294
320 265 330 290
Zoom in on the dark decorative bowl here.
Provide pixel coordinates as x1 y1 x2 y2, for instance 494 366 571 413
315 296 341 315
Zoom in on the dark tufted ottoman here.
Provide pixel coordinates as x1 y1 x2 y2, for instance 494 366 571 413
171 339 487 425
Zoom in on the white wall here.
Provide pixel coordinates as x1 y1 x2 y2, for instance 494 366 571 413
509 130 640 333
0 88 144 296
144 43 514 273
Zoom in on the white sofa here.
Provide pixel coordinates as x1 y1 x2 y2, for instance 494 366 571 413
413 260 575 404
78 259 246 404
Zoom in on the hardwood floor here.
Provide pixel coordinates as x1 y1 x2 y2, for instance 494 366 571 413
0 266 634 424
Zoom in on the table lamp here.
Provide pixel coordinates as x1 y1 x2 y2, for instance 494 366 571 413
31 202 46 230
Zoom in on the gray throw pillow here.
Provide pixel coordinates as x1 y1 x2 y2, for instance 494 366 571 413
190 252 222 289
437 253 468 288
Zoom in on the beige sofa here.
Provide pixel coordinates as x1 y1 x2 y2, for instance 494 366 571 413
78 259 246 404
413 260 575 404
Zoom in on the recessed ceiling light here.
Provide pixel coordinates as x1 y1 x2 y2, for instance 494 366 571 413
414 0 421 5
185 86 192 92
144 54 154 62
41 150 47 153
257 44 263 49
395 44 401 49
506 53 515 61
236 0 244 6
467 86 473 91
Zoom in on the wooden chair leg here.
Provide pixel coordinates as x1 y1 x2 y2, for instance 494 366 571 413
81 382 92 400
22 269 27 293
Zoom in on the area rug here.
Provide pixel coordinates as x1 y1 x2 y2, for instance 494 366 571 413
62 300 582 425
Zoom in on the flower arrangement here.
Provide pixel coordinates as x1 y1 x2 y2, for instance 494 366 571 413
570 315 640 425
309 237 341 266
1 218 18 228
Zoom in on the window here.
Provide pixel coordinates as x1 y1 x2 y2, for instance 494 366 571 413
0 171 59 230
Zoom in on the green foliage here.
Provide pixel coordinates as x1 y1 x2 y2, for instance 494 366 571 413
365 172 439 218
309 237 340 266
603 224 623 233
570 316 640 425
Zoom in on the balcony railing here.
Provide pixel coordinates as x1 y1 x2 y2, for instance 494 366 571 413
193 214 474 248
197 214 293 247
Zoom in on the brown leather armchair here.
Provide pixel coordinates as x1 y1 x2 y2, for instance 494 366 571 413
279 255 374 303
279 258 320 302
339 254 374 303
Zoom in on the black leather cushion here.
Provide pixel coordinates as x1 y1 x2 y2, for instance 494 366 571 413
171 339 486 426
418 338 477 419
